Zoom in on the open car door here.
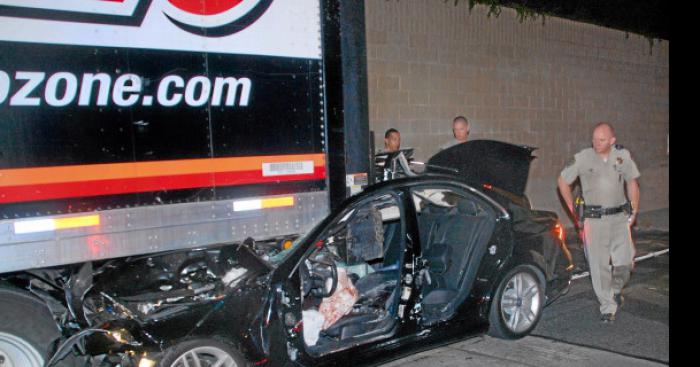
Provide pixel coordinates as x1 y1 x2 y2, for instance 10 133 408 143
411 185 498 326
285 192 414 362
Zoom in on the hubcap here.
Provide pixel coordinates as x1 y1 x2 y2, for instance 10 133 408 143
500 272 541 334
171 346 238 367
0 332 44 367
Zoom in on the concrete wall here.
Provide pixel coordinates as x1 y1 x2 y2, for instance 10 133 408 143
364 0 669 229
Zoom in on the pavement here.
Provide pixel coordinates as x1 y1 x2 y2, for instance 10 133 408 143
381 335 665 367
384 229 670 366
531 228 670 363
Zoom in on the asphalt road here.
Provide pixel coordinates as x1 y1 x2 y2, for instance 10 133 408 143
383 230 669 366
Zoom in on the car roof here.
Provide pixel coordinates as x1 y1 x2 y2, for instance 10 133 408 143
341 175 510 219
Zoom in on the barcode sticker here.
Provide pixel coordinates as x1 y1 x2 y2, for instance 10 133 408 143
262 161 314 176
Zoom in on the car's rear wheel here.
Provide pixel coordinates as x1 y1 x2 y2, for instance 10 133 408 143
488 265 544 339
159 339 245 367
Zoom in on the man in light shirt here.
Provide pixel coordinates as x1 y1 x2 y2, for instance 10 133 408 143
439 116 470 151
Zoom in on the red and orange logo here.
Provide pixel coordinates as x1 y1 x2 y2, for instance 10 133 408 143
0 0 273 37
163 0 273 37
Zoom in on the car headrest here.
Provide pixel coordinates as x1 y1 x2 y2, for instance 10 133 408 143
457 200 478 216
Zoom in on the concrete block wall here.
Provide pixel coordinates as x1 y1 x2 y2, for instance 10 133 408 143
365 0 669 228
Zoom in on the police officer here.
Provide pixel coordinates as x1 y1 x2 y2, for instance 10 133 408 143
557 122 640 323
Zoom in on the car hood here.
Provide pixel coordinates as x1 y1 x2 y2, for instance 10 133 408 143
426 139 536 196
83 243 271 325
74 244 274 356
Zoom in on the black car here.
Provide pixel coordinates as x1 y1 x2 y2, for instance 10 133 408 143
42 140 574 366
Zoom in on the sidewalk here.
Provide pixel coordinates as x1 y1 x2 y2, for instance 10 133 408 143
384 335 666 367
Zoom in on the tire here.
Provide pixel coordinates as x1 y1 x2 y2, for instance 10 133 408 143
487 265 545 339
0 286 63 367
158 339 246 367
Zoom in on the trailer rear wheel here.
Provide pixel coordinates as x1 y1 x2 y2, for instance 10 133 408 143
0 286 62 367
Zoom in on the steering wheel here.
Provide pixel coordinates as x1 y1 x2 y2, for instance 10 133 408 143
302 255 338 298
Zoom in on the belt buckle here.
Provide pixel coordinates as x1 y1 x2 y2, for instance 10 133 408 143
602 206 621 216
584 206 602 219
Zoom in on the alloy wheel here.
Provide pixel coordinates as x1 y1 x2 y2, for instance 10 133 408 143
499 271 542 334
170 346 238 367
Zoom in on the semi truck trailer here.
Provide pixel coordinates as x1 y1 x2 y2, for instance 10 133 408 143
0 0 370 365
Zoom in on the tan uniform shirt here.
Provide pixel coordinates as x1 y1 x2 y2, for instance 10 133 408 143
560 146 640 207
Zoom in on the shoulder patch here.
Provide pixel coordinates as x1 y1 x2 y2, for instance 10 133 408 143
565 156 576 168
614 144 624 150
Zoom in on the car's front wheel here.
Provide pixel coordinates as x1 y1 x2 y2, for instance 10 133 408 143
159 339 245 367
488 265 545 339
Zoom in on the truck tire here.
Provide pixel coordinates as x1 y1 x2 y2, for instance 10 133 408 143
0 286 66 366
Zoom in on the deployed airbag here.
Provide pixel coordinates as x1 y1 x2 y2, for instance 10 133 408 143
319 268 358 330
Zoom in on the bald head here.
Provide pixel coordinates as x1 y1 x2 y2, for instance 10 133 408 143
593 122 615 137
453 116 470 142
592 122 617 155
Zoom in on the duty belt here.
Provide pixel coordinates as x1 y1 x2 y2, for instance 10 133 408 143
583 202 630 218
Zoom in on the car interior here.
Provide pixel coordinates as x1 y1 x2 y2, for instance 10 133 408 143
299 193 405 355
412 187 496 324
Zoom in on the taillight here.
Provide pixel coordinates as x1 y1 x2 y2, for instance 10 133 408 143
553 222 565 242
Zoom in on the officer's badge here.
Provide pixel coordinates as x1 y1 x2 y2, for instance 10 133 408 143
616 157 624 165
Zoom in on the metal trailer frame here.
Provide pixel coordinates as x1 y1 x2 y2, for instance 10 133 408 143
0 191 329 273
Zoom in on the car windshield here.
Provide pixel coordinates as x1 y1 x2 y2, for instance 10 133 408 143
266 206 360 265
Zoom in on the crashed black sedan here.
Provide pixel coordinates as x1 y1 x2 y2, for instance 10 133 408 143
4 140 573 367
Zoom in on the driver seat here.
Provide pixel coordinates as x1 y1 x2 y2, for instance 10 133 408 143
321 313 383 340
320 268 399 341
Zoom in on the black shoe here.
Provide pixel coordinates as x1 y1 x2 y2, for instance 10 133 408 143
614 293 625 308
601 313 615 323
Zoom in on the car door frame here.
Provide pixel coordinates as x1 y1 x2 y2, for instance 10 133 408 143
406 180 512 326
269 187 421 365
